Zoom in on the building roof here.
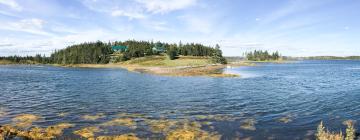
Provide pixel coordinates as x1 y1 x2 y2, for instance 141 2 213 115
112 46 128 51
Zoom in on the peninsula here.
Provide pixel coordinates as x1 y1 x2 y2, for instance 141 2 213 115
0 40 249 77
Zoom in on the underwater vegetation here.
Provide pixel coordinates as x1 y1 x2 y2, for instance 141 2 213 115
0 112 226 139
57 112 69 117
96 133 139 140
194 114 240 121
73 126 102 139
82 113 106 121
240 119 257 131
101 118 137 129
165 120 221 140
278 114 293 124
11 114 41 128
144 119 178 133
1 112 358 140
0 114 74 139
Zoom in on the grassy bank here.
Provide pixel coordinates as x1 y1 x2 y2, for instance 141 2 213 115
0 60 13 65
0 60 39 65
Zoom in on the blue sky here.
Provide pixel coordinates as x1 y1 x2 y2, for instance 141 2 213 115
0 0 359 56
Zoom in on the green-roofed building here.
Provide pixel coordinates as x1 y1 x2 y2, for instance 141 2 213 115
112 46 128 52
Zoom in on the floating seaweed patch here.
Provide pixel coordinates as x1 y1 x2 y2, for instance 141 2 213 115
194 114 239 121
101 118 137 129
117 113 149 119
240 118 257 131
0 122 75 139
45 123 75 136
57 112 69 117
0 111 7 118
82 113 106 121
96 133 139 140
26 127 53 139
165 121 221 140
194 115 208 120
73 126 102 139
0 124 19 139
278 115 293 123
144 119 178 133
12 114 41 128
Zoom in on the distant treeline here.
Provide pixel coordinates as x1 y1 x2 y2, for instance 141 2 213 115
0 40 227 64
0 54 51 64
245 50 281 61
304 56 360 60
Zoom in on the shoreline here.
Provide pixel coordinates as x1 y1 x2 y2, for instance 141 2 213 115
1 58 263 78
0 59 262 78
52 63 249 77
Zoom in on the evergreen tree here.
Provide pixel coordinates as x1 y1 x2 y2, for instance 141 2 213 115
211 44 227 64
167 45 177 60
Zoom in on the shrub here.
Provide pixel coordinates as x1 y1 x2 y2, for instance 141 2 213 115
316 121 356 140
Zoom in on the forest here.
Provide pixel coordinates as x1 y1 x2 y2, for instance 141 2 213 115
245 50 281 61
0 40 227 64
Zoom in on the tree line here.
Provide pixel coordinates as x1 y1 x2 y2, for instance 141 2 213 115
245 50 281 61
0 54 50 64
51 41 113 64
305 56 360 60
107 40 226 64
0 40 227 64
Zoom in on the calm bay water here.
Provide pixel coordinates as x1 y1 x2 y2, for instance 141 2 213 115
1 60 360 139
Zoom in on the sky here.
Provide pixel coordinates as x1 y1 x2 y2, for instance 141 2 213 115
0 0 359 57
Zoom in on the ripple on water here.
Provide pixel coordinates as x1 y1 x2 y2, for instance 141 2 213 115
1 61 360 139
223 68 259 78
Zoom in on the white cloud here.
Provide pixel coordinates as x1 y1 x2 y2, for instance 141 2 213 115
143 21 172 31
261 0 329 25
0 29 121 56
111 10 146 19
179 15 212 34
15 18 45 29
0 0 22 11
136 0 198 14
0 18 53 36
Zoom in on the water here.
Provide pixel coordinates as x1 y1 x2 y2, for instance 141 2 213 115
0 60 360 139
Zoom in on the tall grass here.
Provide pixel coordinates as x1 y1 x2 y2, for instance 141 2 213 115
316 121 356 140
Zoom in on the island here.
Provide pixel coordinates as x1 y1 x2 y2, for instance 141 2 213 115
0 40 253 77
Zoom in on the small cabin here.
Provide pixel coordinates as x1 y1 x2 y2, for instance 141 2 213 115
112 46 128 52
152 43 166 53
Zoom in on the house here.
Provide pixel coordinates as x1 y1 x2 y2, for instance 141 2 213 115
112 46 128 52
152 42 166 53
